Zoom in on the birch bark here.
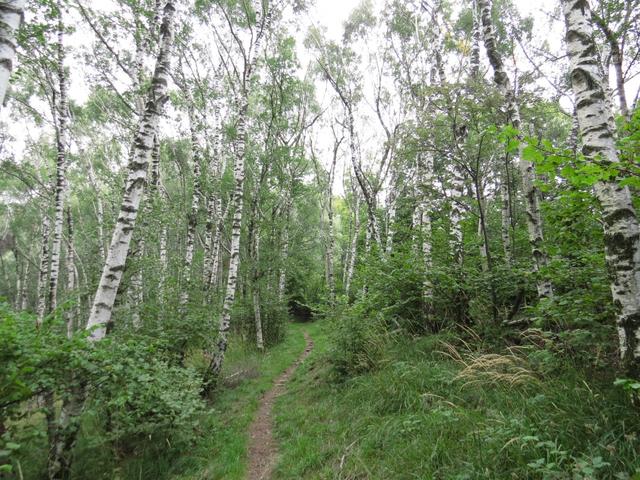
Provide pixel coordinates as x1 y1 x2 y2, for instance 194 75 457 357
64 206 75 338
563 0 640 376
478 0 553 298
48 4 69 314
345 194 360 296
180 110 203 309
86 2 175 341
206 3 272 386
36 216 50 326
0 0 25 107
278 195 290 302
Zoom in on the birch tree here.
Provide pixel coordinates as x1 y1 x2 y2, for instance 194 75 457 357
0 0 25 107
47 1 69 316
563 0 640 376
86 2 176 341
206 0 273 387
478 0 553 299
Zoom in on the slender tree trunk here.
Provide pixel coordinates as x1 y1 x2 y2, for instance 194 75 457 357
87 162 106 261
48 6 69 315
384 161 398 257
85 2 175 341
252 230 264 351
0 0 25 108
159 224 168 296
64 206 75 337
417 152 434 316
345 195 360 296
449 165 465 267
20 259 29 310
209 199 227 293
500 158 512 265
479 0 553 298
470 0 481 79
36 216 50 327
278 197 290 302
206 101 249 384
203 196 216 286
180 110 203 309
324 146 338 305
563 0 640 376
326 202 336 306
13 249 20 310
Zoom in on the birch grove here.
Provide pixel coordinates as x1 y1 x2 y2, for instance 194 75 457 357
1 0 640 476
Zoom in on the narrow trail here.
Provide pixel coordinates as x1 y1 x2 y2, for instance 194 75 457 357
246 332 314 480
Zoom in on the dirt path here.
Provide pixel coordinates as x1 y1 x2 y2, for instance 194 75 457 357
246 332 314 480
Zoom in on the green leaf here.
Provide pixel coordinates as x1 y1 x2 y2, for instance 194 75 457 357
522 145 544 164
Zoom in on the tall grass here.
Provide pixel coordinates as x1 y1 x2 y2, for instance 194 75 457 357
273 324 640 479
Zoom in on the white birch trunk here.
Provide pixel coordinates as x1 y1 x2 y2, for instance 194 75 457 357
500 165 512 265
159 223 168 297
417 152 434 304
479 0 553 298
478 205 488 272
326 202 336 306
36 215 50 326
13 251 20 311
180 111 203 309
563 0 640 375
345 195 360 296
385 166 398 257
252 230 264 351
209 199 226 293
20 259 29 311
48 7 69 314
470 0 481 79
208 102 249 379
86 3 175 341
87 161 106 261
203 196 216 285
325 148 338 305
206 5 272 382
278 196 290 303
64 206 75 338
0 0 25 108
449 165 465 267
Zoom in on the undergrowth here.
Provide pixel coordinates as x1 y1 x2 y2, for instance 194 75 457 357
273 322 640 479
11 321 309 480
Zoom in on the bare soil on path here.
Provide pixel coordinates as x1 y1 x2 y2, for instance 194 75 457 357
246 332 314 480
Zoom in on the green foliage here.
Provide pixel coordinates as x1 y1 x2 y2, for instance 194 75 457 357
275 324 640 479
328 302 393 378
87 338 204 451
0 303 206 476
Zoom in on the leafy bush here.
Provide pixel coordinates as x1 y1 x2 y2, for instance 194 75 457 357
328 301 393 379
87 337 204 454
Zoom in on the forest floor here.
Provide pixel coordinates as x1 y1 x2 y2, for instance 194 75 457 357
246 332 314 480
32 320 638 479
269 322 640 479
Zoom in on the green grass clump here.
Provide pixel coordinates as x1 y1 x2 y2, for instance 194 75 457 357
273 323 640 479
